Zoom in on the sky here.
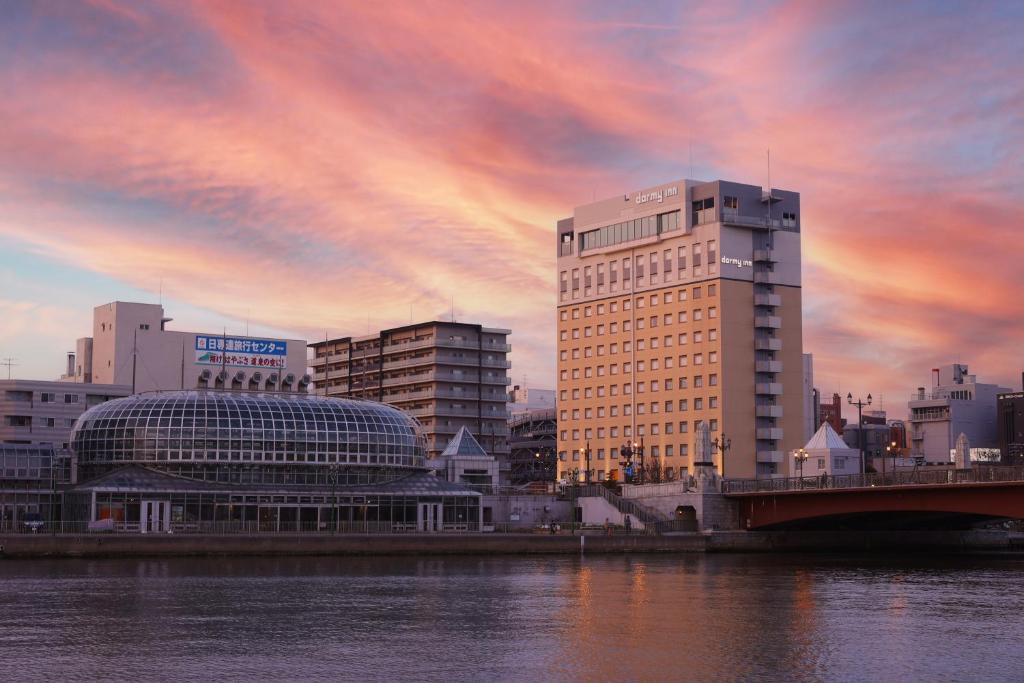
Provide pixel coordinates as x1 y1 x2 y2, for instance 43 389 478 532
1 0 1022 421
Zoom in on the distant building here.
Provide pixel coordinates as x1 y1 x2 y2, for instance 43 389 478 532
1 379 130 453
888 420 908 450
818 392 844 434
71 302 308 393
431 426 499 491
508 386 556 416
862 409 887 426
308 321 511 463
908 364 1010 462
998 389 1024 465
508 408 557 485
843 422 894 464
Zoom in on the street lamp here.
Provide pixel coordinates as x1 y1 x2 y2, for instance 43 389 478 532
619 442 633 483
566 467 580 535
634 439 645 484
847 392 872 475
712 434 732 478
794 448 809 484
884 440 897 479
579 442 592 485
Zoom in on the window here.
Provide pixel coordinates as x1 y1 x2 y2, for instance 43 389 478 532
693 243 703 270
40 392 56 403
677 247 687 271
709 374 718 386
560 310 568 321
707 240 717 272
692 197 715 225
708 284 717 297
723 195 738 212
709 329 717 341
709 351 718 363
64 394 80 404
694 309 703 321
709 306 717 319
693 286 702 300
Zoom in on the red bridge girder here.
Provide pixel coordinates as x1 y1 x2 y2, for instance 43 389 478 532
732 482 1024 530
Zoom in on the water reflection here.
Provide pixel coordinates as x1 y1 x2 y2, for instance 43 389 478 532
0 554 1023 682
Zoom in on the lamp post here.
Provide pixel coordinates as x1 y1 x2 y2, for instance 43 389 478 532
712 434 732 478
619 443 633 483
794 448 809 485
847 392 872 475
566 467 580 535
884 440 897 480
635 438 645 484
579 442 592 484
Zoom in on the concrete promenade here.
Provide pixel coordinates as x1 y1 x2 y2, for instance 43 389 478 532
0 529 1017 559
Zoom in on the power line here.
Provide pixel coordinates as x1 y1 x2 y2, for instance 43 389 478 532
0 357 17 380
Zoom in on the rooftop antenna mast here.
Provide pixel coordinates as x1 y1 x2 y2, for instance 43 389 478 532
0 357 17 380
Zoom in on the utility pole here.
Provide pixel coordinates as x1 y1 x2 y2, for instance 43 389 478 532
0 357 17 380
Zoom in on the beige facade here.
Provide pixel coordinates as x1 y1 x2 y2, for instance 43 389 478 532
308 321 511 461
74 302 308 393
556 179 803 481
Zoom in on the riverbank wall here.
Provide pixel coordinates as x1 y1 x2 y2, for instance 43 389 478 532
0 529 1018 559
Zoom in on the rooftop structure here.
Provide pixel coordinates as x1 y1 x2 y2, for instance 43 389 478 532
70 302 309 393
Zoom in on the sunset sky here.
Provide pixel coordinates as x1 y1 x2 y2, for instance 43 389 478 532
2 1 1022 420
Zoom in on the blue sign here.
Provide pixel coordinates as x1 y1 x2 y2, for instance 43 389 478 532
195 335 287 368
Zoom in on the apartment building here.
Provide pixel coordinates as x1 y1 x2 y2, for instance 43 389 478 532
308 321 511 461
1 379 130 451
556 178 804 480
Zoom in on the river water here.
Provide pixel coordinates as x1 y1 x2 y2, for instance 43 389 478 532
0 553 1021 682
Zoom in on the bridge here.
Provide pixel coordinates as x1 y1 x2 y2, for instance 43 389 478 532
722 466 1024 530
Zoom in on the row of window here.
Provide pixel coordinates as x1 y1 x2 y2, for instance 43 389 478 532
560 393 719 421
561 415 720 441
561 284 716 320
39 392 80 404
560 242 718 298
560 308 718 341
561 330 718 362
558 371 719 401
577 210 682 253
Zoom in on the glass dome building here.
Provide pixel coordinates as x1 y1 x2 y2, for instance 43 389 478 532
66 391 480 532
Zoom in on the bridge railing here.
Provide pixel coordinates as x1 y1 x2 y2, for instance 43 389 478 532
722 466 1024 494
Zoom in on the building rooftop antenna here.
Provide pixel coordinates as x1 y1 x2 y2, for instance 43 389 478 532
0 357 17 380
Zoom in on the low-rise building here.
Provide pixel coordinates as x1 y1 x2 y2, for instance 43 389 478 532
799 423 861 477
1 379 131 453
908 364 1010 462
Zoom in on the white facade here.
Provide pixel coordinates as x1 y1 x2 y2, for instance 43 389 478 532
908 364 1010 462
73 302 309 393
799 423 861 477
508 386 555 417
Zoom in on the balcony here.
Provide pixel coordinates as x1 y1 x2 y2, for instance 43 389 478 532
753 271 780 285
756 405 783 418
755 337 782 351
756 428 784 440
753 249 777 263
754 316 782 329
383 338 512 354
756 450 785 463
756 383 783 395
754 294 781 307
756 360 783 373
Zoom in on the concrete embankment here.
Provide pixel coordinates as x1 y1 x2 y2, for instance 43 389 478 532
0 530 1015 559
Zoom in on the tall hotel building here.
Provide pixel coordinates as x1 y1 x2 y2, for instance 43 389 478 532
308 322 511 461
556 179 803 480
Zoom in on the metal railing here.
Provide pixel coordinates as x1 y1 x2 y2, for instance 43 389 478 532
722 466 1024 494
0 520 484 535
